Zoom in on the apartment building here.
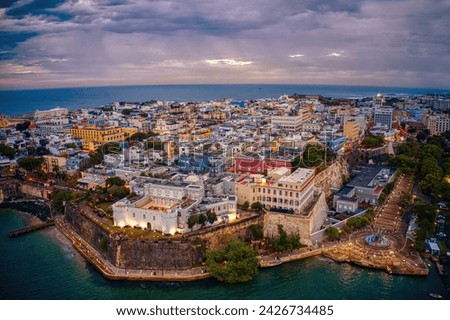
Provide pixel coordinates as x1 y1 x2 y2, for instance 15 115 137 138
236 167 315 214
68 125 137 151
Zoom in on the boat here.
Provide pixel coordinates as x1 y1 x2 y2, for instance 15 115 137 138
429 293 443 299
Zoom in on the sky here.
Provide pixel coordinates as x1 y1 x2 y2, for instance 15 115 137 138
0 0 450 89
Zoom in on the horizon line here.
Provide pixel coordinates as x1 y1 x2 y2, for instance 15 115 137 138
2 82 450 92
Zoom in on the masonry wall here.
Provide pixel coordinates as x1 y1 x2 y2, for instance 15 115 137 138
190 214 263 249
64 203 203 270
314 158 349 196
0 179 47 201
263 192 328 246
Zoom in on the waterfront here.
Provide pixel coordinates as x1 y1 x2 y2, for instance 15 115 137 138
1 84 449 116
1 209 448 300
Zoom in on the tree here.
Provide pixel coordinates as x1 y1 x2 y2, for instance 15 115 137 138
129 132 148 141
121 108 132 116
362 135 384 148
18 156 43 172
107 185 129 199
52 190 75 213
206 210 217 224
0 144 16 159
15 120 30 131
198 213 207 227
242 201 250 211
251 201 264 212
268 225 301 252
248 224 263 240
105 176 126 188
206 238 259 283
187 215 199 229
325 227 340 240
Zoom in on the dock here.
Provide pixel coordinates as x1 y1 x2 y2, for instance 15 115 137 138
8 221 55 238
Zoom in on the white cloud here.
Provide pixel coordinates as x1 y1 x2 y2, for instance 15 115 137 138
327 51 344 57
204 59 254 66
1 62 48 74
289 54 304 58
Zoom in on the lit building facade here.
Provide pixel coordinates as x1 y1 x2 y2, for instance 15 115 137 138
68 126 137 151
236 167 315 214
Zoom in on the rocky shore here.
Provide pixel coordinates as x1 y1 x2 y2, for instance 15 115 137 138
0 200 52 222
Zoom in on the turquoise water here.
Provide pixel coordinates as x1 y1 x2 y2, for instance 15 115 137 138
1 84 449 116
0 209 448 300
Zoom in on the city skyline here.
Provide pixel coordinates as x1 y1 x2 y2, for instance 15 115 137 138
1 0 450 89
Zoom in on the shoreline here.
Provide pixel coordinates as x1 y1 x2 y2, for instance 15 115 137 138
2 207 430 282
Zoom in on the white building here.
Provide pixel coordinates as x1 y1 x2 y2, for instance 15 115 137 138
112 174 238 234
236 167 315 214
271 107 309 132
34 107 70 131
373 108 393 130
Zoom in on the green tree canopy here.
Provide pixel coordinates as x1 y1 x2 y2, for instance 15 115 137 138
361 135 384 148
325 227 340 240
18 156 43 172
206 238 259 283
268 225 301 252
105 176 126 187
52 190 76 213
206 210 217 224
0 144 16 159
251 201 264 212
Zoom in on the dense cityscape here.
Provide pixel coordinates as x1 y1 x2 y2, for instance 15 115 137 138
0 92 449 298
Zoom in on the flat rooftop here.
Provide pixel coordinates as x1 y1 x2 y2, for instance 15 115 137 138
279 168 314 184
347 166 395 188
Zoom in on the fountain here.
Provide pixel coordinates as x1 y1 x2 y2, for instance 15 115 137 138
364 232 390 248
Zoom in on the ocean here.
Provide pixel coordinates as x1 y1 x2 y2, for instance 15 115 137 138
0 84 449 116
1 84 449 299
0 209 448 300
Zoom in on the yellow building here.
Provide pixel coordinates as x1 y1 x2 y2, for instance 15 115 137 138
343 119 360 141
69 126 137 151
0 115 8 128
43 155 67 172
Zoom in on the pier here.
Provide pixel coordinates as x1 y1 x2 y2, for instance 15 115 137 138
8 221 55 238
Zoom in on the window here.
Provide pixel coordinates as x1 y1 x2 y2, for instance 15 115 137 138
143 214 146 219
132 212 135 218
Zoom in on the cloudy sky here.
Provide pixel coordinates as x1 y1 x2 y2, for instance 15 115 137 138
1 0 450 89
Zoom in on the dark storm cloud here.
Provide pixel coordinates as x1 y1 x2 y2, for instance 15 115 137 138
1 0 450 88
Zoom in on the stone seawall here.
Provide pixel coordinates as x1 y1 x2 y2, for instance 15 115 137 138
264 192 329 246
189 214 263 249
0 200 51 221
64 203 204 270
315 158 349 196
0 179 49 201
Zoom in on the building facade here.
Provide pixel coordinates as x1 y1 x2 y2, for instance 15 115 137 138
68 125 137 151
236 167 315 214
343 119 360 141
373 108 393 130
